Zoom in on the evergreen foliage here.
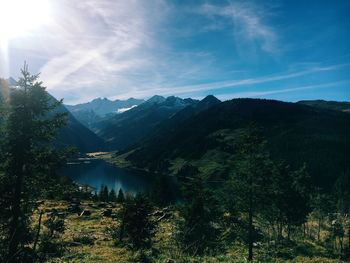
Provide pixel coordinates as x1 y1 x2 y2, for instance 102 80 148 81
176 171 222 256
0 64 68 261
109 189 117 202
99 185 109 202
116 194 156 250
117 188 125 203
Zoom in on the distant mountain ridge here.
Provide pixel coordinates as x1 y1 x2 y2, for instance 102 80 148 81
92 95 207 150
65 97 144 129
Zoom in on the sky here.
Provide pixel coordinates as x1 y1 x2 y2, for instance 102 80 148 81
0 0 349 104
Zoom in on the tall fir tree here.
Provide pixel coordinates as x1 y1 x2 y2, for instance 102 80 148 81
225 125 273 262
99 185 109 202
177 171 222 255
118 194 156 250
109 189 117 202
0 64 67 261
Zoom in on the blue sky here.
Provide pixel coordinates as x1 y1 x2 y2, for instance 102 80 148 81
0 0 349 104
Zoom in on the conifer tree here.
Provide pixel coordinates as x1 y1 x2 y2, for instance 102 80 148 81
177 171 222 255
109 189 117 202
225 125 273 262
117 188 125 203
99 185 109 202
118 194 156 250
1 64 67 261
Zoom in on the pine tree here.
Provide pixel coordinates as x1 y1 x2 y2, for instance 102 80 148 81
99 185 109 202
1 64 67 261
109 189 117 202
225 125 273 262
177 171 222 255
151 172 174 206
117 188 125 203
118 194 156 250
267 162 312 241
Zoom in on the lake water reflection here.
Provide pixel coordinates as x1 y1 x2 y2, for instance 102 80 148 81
61 159 152 195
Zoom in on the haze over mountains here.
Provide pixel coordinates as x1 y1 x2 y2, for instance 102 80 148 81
91 95 203 150
65 97 144 129
2 76 350 189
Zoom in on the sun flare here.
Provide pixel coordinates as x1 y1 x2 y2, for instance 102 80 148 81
0 0 51 45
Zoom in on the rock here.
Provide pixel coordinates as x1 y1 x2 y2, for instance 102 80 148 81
153 210 163 217
157 212 172 222
80 209 91 216
46 209 58 217
67 241 83 247
102 209 112 217
68 204 81 214
57 212 66 218
46 212 53 217
162 207 170 213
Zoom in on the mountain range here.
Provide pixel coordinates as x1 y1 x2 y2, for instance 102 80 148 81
2 76 350 189
92 95 202 150
65 97 144 129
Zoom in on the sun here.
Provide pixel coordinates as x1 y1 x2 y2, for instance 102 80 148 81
0 0 51 45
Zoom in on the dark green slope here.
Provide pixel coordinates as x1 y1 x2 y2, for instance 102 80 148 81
54 104 105 152
298 100 350 113
132 95 221 146
94 96 198 150
127 99 350 188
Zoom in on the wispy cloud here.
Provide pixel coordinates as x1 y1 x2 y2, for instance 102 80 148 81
117 63 349 99
38 0 155 96
217 81 350 101
30 0 218 104
4 1 350 103
199 2 279 55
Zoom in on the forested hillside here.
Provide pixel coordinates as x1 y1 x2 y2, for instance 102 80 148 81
125 98 350 189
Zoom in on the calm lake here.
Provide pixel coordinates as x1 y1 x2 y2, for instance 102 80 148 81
61 159 152 194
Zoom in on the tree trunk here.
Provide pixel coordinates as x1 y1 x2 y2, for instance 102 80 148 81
119 209 126 242
8 165 25 262
287 224 291 240
248 182 253 262
348 226 350 250
340 237 343 253
317 218 321 241
33 210 43 252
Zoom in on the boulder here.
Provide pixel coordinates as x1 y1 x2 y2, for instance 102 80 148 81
80 209 91 216
68 204 81 214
